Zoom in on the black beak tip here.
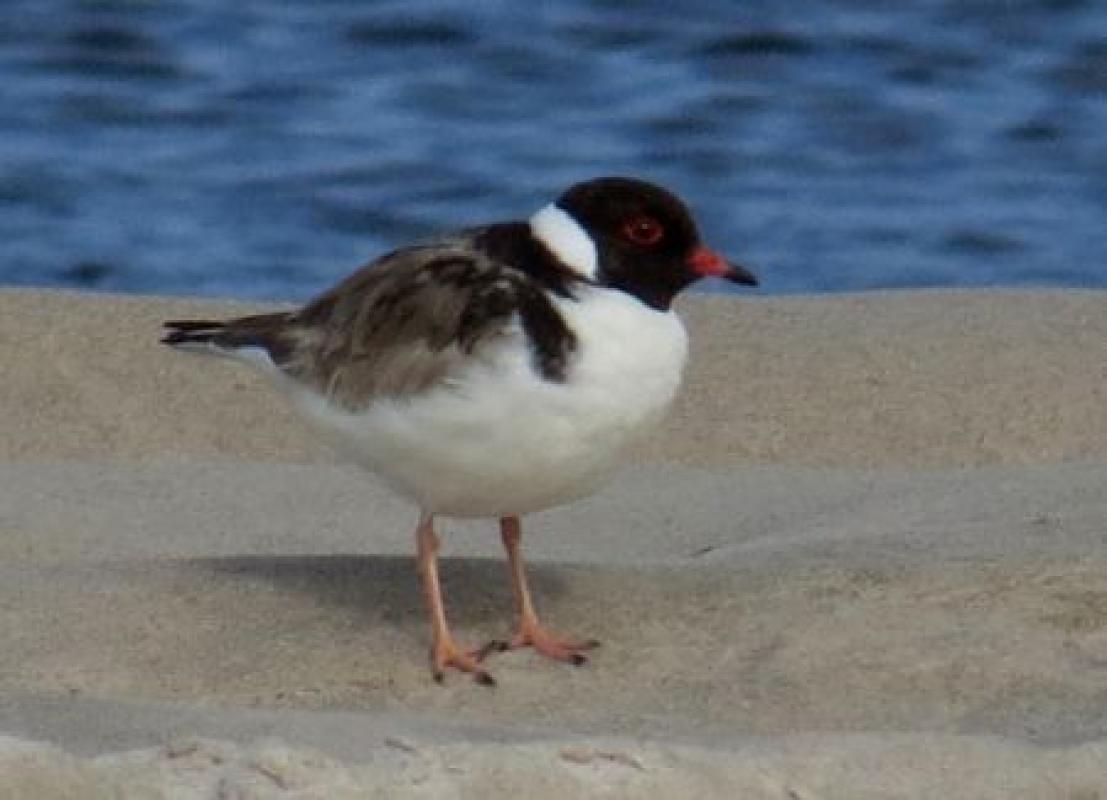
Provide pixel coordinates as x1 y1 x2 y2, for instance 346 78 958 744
726 263 759 287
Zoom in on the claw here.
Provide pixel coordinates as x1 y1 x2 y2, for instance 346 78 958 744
432 638 497 686
416 515 499 686
509 620 600 665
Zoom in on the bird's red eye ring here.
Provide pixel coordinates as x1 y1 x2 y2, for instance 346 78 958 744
622 216 664 246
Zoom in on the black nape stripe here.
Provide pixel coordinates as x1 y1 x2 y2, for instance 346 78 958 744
466 222 583 382
473 223 585 298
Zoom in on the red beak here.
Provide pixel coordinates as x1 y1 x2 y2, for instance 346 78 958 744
687 247 758 286
686 250 757 287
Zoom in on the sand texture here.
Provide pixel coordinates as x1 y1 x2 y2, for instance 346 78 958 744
2 288 1107 798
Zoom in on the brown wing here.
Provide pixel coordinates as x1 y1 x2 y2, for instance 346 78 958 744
165 242 577 411
285 245 528 408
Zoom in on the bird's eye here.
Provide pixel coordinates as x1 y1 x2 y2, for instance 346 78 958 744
622 216 664 246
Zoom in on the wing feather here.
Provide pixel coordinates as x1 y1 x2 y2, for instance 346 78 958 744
165 240 577 410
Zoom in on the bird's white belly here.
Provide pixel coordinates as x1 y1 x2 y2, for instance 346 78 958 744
286 288 688 517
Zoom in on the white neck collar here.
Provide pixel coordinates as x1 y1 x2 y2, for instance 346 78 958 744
528 203 599 280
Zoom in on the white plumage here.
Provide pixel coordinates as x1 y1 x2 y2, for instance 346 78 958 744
277 285 688 517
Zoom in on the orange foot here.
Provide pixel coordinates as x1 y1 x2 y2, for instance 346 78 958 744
432 637 502 686
506 618 600 666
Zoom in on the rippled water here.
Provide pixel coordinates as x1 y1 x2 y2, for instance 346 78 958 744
2 0 1105 299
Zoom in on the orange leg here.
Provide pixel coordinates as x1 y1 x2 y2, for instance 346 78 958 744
415 514 498 685
499 516 599 665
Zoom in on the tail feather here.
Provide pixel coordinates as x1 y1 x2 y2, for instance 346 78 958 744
161 312 294 366
161 319 228 346
163 318 226 333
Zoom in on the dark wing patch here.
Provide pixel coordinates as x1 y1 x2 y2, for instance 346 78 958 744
292 248 579 407
514 282 576 381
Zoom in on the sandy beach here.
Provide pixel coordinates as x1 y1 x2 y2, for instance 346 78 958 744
3 288 1107 797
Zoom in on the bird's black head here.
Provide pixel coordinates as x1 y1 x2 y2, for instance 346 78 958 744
554 177 757 311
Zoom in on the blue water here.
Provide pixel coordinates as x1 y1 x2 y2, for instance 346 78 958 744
2 0 1105 300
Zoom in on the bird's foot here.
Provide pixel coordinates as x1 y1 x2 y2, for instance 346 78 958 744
506 618 599 666
431 637 502 686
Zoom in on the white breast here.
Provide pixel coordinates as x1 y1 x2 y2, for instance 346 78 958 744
284 286 689 518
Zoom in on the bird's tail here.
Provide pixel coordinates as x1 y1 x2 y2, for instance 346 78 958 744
161 312 294 367
161 319 229 347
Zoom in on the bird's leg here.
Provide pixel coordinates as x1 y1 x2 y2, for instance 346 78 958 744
414 514 498 685
498 515 599 665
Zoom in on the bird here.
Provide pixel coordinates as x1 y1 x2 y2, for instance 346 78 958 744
162 176 757 685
